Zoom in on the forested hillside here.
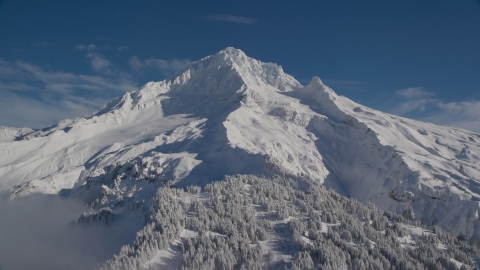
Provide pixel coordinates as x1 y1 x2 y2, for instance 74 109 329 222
99 174 479 270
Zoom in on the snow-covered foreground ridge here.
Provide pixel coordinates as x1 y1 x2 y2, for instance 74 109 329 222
1 47 480 238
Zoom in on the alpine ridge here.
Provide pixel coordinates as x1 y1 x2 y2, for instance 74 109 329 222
1 47 480 242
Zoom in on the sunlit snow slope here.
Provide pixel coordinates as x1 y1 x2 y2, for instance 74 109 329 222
1 47 479 238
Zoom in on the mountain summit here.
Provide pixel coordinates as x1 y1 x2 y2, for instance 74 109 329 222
1 47 480 239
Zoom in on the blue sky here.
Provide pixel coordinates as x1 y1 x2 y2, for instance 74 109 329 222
0 0 479 132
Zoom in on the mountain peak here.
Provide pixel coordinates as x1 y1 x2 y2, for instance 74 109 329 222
296 75 338 103
164 47 301 95
218 46 247 58
309 76 324 88
2 47 480 246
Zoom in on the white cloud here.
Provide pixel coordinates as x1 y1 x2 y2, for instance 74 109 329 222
86 52 114 74
0 81 37 92
0 51 192 129
385 86 480 133
391 99 433 114
396 87 434 98
0 91 104 128
386 87 438 115
0 58 138 128
74 44 98 51
0 59 31 79
15 61 79 91
428 100 480 133
438 100 480 117
206 15 258 25
129 56 191 75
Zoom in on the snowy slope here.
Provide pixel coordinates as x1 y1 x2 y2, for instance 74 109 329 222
1 47 479 238
0 126 34 142
293 77 480 238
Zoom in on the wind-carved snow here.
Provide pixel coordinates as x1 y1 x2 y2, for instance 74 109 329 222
1 47 480 240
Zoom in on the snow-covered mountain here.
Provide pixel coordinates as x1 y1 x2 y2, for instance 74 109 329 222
1 47 480 239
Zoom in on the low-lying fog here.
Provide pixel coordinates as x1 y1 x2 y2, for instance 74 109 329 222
0 194 141 270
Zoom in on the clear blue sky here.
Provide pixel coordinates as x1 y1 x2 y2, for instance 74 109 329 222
1 0 479 132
